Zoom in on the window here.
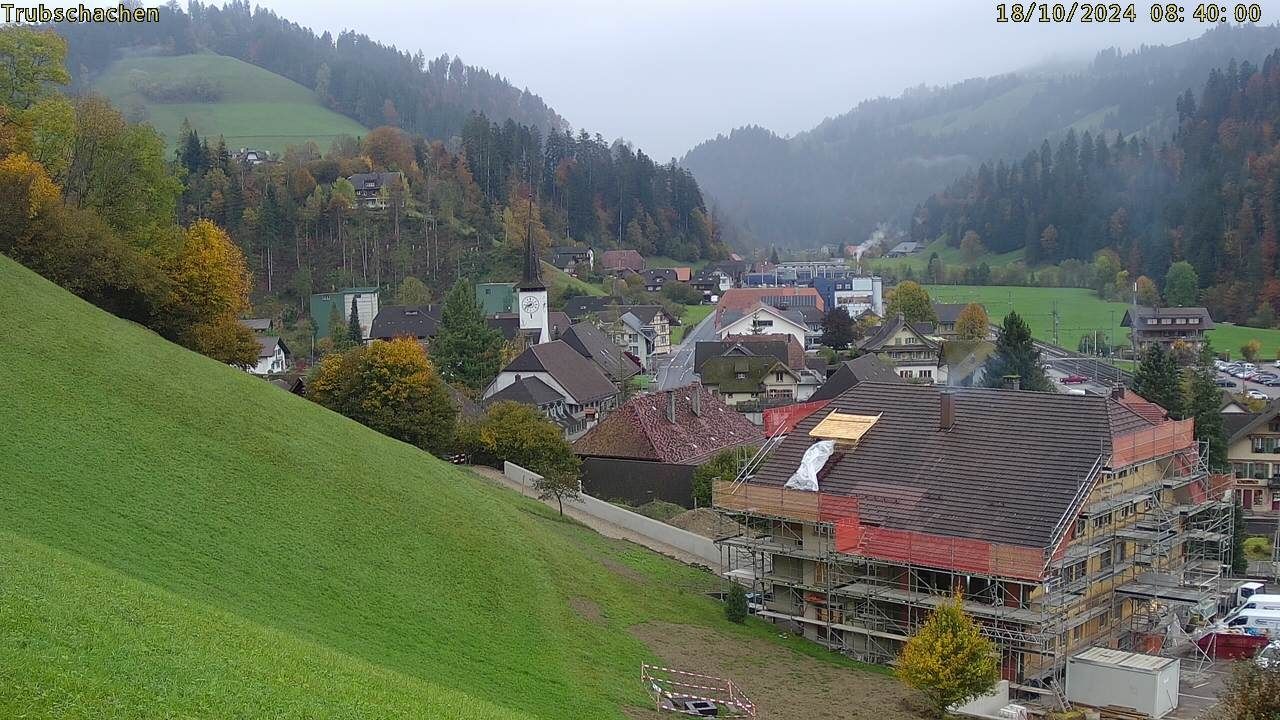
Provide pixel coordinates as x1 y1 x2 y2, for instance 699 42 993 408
1100 548 1113 568
1092 512 1111 530
899 370 913 378
1075 518 1087 536
775 372 785 382
1098 610 1111 627
1175 317 1187 324
919 370 933 379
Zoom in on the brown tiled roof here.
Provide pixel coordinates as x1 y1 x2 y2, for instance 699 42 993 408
574 385 764 464
1111 388 1169 425
723 333 806 369
502 340 618 405
748 382 1158 549
600 249 646 271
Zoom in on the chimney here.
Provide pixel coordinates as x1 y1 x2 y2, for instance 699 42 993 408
939 390 955 431
667 391 677 424
692 388 702 417
1002 375 1021 391
1110 384 1125 401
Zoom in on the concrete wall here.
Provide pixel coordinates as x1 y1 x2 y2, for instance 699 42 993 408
503 461 728 568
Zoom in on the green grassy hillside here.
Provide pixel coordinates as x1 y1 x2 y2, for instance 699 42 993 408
0 254 873 718
926 284 1280 358
869 238 1024 275
94 53 368 154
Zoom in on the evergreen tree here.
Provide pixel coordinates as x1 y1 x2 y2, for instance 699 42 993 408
982 311 1051 391
1130 344 1181 417
430 280 503 394
1184 344 1227 468
346 295 363 346
328 304 354 353
1230 504 1248 576
725 583 749 624
819 306 857 350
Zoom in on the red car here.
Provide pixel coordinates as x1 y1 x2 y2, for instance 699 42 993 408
1061 374 1088 384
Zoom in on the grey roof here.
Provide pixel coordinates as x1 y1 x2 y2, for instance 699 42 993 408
563 295 610 319
859 314 938 352
694 340 790 373
348 171 403 191
502 340 618 405
371 305 439 340
485 376 565 408
548 311 572 339
889 241 923 253
242 317 274 332
807 354 904 401
1121 306 1215 330
561 322 641 380
255 336 289 358
486 314 521 340
932 303 969 324
1227 399 1280 444
748 382 1156 549
1223 411 1260 441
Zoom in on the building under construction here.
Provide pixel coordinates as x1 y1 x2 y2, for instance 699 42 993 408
714 383 1234 695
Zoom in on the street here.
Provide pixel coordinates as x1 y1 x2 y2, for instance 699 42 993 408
654 309 719 390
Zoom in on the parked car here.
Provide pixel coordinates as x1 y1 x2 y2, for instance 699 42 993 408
1216 379 1238 388
1247 389 1268 401
1261 377 1280 387
1061 374 1088 384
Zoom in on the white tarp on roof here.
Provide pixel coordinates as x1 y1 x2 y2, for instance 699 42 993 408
784 440 835 492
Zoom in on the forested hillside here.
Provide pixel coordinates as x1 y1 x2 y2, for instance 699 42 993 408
913 49 1280 326
53 0 565 140
681 25 1280 249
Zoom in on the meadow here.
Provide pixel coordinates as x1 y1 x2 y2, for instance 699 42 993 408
94 53 368 154
0 254 896 718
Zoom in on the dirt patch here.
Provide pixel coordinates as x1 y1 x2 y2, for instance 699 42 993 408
570 596 603 623
669 507 745 539
599 555 645 583
629 622 924 720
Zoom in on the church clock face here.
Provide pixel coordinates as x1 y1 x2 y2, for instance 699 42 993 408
521 296 541 315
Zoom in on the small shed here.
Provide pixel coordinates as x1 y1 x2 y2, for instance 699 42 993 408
1066 647 1179 719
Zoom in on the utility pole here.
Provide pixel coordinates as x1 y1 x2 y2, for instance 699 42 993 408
1051 300 1060 348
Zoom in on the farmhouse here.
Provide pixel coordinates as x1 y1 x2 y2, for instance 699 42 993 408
574 385 763 506
247 336 291 376
347 171 405 209
1121 306 1215 353
856 313 945 383
600 249 646 273
715 383 1231 686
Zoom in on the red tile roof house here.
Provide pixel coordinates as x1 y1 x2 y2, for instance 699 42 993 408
573 384 764 507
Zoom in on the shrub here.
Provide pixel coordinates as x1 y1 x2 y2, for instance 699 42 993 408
725 583 748 624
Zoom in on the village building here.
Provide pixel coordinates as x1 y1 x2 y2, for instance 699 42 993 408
716 302 811 348
715 382 1231 687
600 249 646 273
548 246 593 276
1226 400 1280 524
1121 306 1215 354
247 336 291 376
310 287 380 341
855 313 946 383
482 340 620 437
347 171 405 209
573 385 764 507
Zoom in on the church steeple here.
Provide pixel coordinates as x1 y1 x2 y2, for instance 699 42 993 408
518 190 545 291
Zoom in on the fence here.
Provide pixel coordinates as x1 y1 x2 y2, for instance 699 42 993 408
504 462 728 568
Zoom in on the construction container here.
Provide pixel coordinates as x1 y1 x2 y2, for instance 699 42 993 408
1066 647 1180 719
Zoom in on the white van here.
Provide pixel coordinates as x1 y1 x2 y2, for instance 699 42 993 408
1236 594 1280 613
1220 608 1280 636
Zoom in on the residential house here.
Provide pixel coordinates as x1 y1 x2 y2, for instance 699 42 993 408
696 334 805 374
484 376 578 432
482 340 620 436
857 313 945 383
715 302 810 349
600 305 674 357
1121 306 1215 353
242 317 275 333
707 259 749 283
886 241 924 257
640 268 679 292
691 271 729 303
600 249 646 273
560 321 643 382
941 340 997 387
699 356 809 407
234 148 267 166
347 171 405 209
477 283 515 316
563 295 610 320
310 287 380 341
722 333 807 370
549 246 593 276
715 382 1229 684
369 305 439 343
1227 400 1280 525
248 336 290 376
573 385 764 507
932 303 973 340
717 287 825 317
807 354 904 402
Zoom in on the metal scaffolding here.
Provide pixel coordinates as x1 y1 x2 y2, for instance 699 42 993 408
714 431 1234 699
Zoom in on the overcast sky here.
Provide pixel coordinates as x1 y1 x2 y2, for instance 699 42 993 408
265 0 1248 160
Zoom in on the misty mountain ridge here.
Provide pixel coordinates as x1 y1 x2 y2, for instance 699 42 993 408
682 24 1280 250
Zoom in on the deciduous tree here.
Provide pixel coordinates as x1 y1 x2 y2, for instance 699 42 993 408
819 306 857 350
308 338 457 455
465 401 580 514
393 275 432 305
692 446 754 507
0 26 70 111
896 591 998 717
1211 645 1280 720
959 231 985 263
954 303 989 341
886 281 937 324
1164 261 1199 307
1241 339 1261 362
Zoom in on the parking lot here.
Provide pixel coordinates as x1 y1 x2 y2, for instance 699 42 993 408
1216 360 1280 401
